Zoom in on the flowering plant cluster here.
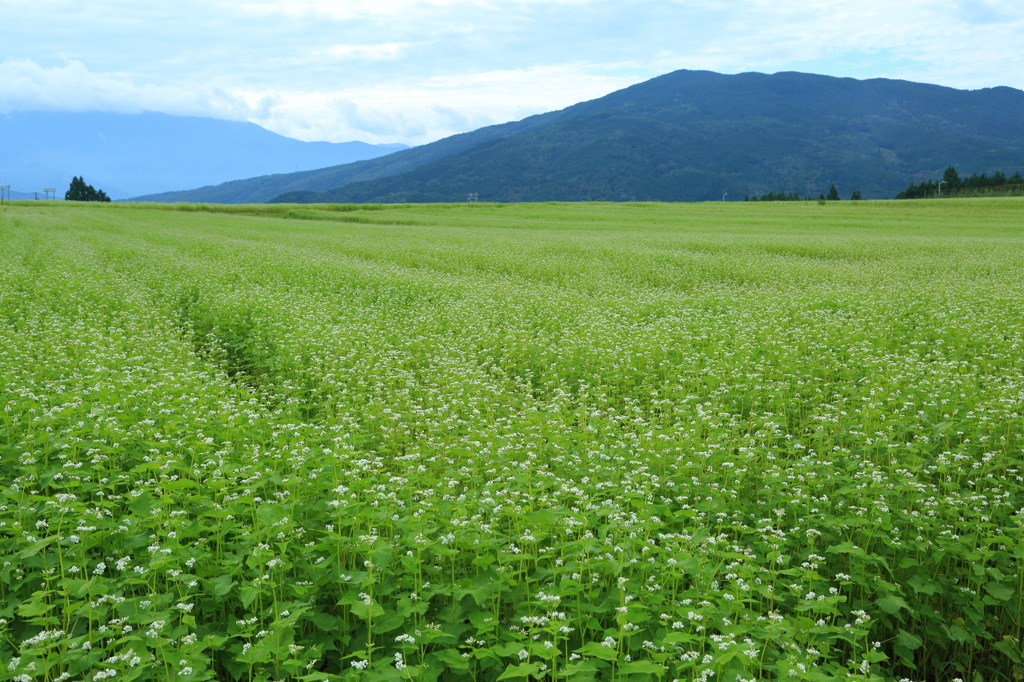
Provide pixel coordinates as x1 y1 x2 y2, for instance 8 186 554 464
0 201 1022 682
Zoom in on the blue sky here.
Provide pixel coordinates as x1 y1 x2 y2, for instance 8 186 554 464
1 0 1022 145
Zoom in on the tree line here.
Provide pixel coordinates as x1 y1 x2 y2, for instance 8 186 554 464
745 184 861 202
895 167 1024 199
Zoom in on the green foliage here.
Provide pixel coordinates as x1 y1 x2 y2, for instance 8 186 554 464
173 290 280 388
896 166 1024 199
744 191 803 202
942 166 961 186
1 199 1024 682
827 184 840 201
65 176 111 202
850 190 862 201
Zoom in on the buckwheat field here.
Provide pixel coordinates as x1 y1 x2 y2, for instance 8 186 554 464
1 199 1022 682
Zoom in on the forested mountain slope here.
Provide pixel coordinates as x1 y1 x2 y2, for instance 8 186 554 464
277 70 1024 203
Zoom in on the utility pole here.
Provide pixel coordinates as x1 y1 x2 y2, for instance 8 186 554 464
722 191 728 202
467 193 478 203
938 180 947 197
0 185 8 205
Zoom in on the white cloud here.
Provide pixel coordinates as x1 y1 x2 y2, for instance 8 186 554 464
0 59 253 119
664 0 1024 90
241 64 640 144
0 57 636 145
238 0 596 20
2 0 1022 146
322 43 410 60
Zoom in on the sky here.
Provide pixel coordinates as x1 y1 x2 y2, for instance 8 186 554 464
1 0 1022 146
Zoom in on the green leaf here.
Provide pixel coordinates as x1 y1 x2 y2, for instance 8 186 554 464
492 642 526 657
68 648 105 675
456 584 492 606
469 610 498 632
430 648 471 671
370 541 393 570
371 609 404 634
208 574 236 597
826 541 866 557
907 574 938 595
618 660 666 676
471 554 496 568
128 493 157 516
256 504 287 525
17 598 54 617
946 624 970 643
984 582 1015 601
563 660 601 677
577 642 620 662
310 612 338 631
163 478 198 491
239 585 261 609
200 634 230 652
237 642 273 665
496 663 541 680
986 567 1006 581
875 594 908 614
350 600 380 621
994 637 1023 664
896 630 923 651
18 536 55 558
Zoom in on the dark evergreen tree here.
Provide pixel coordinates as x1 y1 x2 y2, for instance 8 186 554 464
942 166 961 189
827 184 840 201
66 176 85 201
850 190 862 200
65 176 111 202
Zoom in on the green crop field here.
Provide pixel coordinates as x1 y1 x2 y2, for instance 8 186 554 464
1 199 1023 682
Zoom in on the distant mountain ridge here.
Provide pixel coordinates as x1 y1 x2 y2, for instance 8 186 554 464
0 111 406 199
106 70 1024 204
128 107 583 204
278 70 1024 203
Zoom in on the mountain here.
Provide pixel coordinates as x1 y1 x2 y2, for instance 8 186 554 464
0 111 406 200
274 70 1024 203
125 108 586 204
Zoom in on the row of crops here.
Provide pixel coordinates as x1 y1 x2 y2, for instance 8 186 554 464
1 200 1022 681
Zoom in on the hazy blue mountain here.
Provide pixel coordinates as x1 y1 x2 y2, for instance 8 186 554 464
0 111 406 199
126 107 583 204
277 70 1024 203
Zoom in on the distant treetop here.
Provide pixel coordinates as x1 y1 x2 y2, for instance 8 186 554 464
66 177 111 202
